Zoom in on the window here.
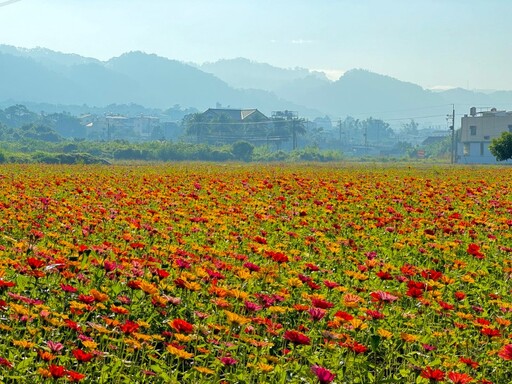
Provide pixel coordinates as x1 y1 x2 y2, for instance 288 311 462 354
480 142 485 156
470 126 477 136
484 135 490 140
463 143 470 156
508 125 512 133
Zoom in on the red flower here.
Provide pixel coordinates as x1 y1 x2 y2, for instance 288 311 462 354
283 330 311 345
77 294 95 304
454 291 466 301
120 320 139 335
438 300 454 311
243 262 260 272
323 280 340 289
67 370 86 382
60 284 77 293
376 270 393 280
421 269 443 281
0 280 15 289
421 366 445 381
305 263 320 271
311 298 334 309
244 301 262 312
459 357 479 369
72 349 94 362
498 344 512 360
0 356 13 368
447 371 473 384
366 309 385 319
49 364 67 378
480 327 500 337
311 365 335 384
27 257 45 269
170 319 194 334
342 341 367 354
467 243 484 259
334 311 354 321
64 319 81 332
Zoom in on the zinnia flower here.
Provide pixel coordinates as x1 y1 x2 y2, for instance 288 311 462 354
49 364 67 378
498 344 512 360
283 330 311 345
0 356 13 368
420 366 444 381
311 365 335 384
447 371 473 384
170 318 194 334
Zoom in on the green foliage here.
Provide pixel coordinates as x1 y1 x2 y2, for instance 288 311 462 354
231 141 254 161
489 131 512 161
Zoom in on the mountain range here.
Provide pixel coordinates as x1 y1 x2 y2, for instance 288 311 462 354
1 45 512 127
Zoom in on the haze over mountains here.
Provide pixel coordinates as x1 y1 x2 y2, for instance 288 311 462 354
1 45 512 126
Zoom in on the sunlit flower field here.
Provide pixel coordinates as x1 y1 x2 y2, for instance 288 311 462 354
0 163 511 383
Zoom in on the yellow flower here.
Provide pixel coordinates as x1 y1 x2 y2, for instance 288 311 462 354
12 339 36 349
194 366 214 375
167 344 194 359
139 280 159 295
255 362 274 373
224 310 250 326
267 306 287 314
174 333 193 343
377 328 393 339
133 332 153 342
82 340 98 349
124 337 142 349
227 288 249 300
461 274 475 283
236 268 252 280
287 277 303 287
400 333 419 343
9 303 30 316
0 324 13 331
348 318 368 331
89 323 112 334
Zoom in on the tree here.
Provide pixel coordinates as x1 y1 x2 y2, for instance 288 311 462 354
232 141 254 162
183 113 207 143
401 119 419 135
489 132 512 161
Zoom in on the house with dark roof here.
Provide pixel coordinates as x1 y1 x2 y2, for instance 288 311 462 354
197 108 270 144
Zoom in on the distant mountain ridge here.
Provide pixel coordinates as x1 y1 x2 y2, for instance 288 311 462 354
1 45 511 125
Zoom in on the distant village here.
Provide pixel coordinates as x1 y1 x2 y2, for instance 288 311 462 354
1 102 511 163
73 107 453 158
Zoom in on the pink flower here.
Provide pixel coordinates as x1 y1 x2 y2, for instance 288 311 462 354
308 307 327 321
370 290 398 303
311 365 335 384
498 344 512 360
47 340 64 353
219 356 237 366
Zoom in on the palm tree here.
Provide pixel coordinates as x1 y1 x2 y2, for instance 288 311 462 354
183 113 207 143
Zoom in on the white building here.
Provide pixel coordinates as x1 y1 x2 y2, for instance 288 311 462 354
457 107 512 164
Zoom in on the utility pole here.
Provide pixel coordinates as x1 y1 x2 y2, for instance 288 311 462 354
451 104 455 164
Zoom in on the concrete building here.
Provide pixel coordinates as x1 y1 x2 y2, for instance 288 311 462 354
457 107 512 164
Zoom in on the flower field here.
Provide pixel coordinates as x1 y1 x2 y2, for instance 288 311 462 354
0 163 511 383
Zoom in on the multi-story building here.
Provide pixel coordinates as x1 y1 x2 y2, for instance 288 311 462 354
457 107 512 163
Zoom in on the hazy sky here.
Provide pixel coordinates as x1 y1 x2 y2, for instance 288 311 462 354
1 0 511 90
